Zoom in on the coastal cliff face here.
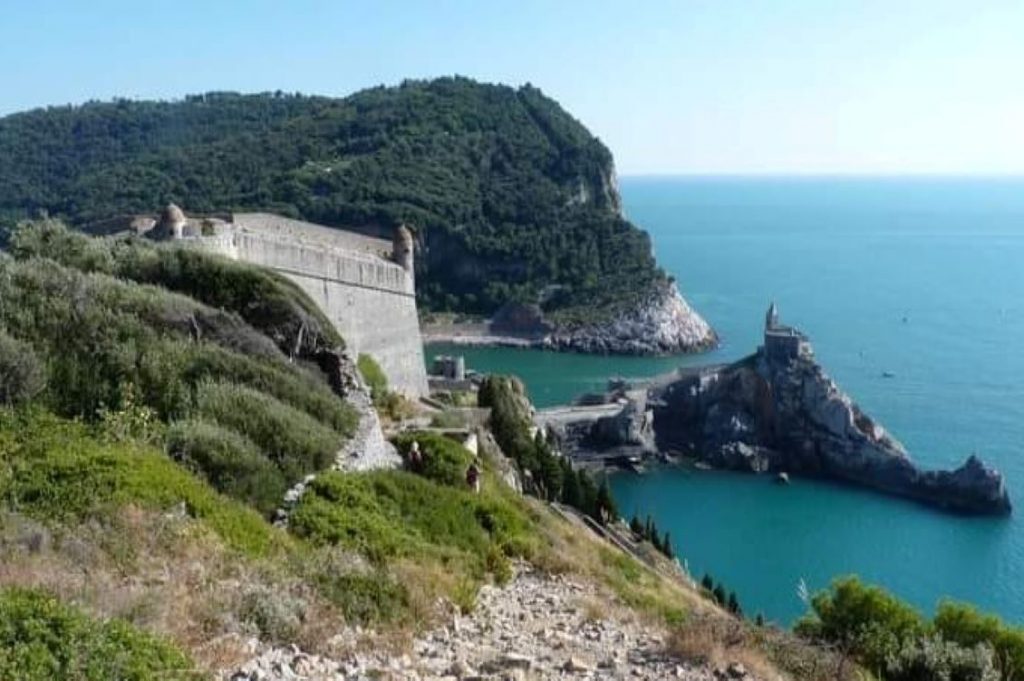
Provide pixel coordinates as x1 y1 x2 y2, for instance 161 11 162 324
653 350 1012 515
546 283 717 355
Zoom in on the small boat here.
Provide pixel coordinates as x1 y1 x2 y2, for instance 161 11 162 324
881 371 895 379
693 461 713 471
775 472 791 485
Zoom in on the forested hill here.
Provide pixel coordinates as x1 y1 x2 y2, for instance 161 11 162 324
0 77 666 320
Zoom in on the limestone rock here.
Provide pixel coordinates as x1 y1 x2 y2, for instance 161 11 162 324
548 283 717 355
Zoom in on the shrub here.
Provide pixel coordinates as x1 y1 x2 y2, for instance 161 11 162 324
0 586 197 680
0 409 286 557
0 330 44 406
886 635 999 681
238 584 307 643
8 221 342 356
934 601 1024 679
312 571 409 624
193 381 342 483
166 419 287 515
357 354 388 402
393 431 474 487
289 470 535 578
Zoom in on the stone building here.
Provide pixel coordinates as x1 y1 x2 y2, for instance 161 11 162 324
762 301 812 362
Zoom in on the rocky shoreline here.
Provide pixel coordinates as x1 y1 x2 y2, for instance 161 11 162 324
424 283 717 356
541 307 1012 516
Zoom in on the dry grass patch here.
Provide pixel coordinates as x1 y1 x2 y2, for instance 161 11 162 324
0 508 351 673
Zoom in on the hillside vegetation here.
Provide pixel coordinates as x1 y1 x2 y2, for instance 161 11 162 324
0 78 667 323
0 225 724 677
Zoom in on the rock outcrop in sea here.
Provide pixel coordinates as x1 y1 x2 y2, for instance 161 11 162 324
544 304 1012 516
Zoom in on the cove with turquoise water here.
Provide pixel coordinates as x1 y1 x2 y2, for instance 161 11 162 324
426 176 1024 625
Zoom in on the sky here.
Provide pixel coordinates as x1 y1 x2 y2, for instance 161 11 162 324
1 0 1022 175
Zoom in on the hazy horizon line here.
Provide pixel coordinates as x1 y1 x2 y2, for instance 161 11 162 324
619 172 1024 180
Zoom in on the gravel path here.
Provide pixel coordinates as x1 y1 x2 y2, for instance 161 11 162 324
224 564 756 680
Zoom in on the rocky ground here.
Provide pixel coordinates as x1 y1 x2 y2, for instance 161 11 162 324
224 564 757 681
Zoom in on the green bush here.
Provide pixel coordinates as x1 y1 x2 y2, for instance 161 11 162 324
312 570 409 624
796 577 925 672
393 431 474 487
1 226 355 435
357 354 387 401
166 419 286 515
8 221 341 356
795 577 1023 681
886 635 998 681
0 409 286 557
193 381 342 483
0 330 44 406
289 470 534 577
0 587 197 681
934 601 1024 679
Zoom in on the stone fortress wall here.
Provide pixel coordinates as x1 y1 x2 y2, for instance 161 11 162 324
151 205 428 396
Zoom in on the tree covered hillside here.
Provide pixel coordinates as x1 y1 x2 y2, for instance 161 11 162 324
0 78 666 320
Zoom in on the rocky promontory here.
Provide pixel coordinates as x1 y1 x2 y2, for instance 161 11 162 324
544 305 1012 516
547 283 717 355
426 282 718 356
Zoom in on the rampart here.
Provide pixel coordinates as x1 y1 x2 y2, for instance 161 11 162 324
169 211 428 396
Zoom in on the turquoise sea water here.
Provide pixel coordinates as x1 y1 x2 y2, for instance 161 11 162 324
426 176 1024 625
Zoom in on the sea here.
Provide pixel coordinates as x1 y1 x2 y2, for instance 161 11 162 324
425 176 1024 625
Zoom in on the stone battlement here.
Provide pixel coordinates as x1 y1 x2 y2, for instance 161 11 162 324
191 230 414 298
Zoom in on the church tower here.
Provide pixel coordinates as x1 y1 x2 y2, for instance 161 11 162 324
765 301 780 331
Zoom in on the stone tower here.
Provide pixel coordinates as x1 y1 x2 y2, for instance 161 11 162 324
765 301 779 331
392 224 414 273
156 203 187 239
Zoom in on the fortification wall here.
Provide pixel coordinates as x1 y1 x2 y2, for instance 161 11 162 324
231 213 391 257
185 230 428 397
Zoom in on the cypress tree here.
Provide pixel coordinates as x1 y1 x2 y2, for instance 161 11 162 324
561 458 581 507
578 469 598 519
661 531 674 559
595 478 618 523
701 574 714 592
713 584 727 606
727 591 741 616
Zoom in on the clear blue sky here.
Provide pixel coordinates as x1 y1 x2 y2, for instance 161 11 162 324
2 0 1022 174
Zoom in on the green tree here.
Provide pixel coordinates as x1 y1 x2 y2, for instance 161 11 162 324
661 531 674 559
629 513 644 537
561 458 582 507
701 574 714 592
595 478 618 524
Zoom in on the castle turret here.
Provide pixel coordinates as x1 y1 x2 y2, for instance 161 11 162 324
392 224 414 273
155 203 187 240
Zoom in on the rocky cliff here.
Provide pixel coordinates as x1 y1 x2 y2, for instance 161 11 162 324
546 282 717 355
652 349 1012 515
